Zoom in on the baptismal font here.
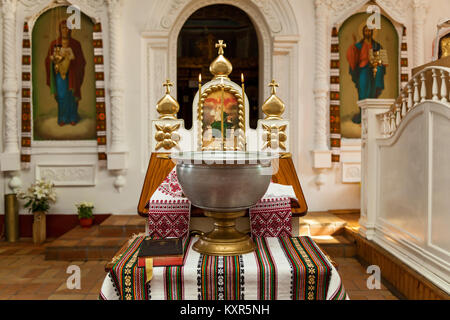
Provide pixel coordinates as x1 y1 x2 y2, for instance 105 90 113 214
151 40 290 256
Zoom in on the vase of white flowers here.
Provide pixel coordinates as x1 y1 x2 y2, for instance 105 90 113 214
76 201 94 228
16 179 56 244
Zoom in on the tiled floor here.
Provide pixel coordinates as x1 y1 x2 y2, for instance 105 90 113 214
45 226 128 261
0 236 399 300
44 215 145 261
334 257 398 300
0 239 107 300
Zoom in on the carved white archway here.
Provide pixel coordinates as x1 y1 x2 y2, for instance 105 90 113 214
172 1 271 108
141 0 300 171
19 0 104 25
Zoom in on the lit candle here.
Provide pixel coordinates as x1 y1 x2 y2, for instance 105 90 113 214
198 73 202 149
221 77 225 150
241 73 246 149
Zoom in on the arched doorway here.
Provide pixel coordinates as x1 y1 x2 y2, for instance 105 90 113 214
177 4 259 130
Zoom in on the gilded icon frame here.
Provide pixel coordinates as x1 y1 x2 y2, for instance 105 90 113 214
197 84 246 151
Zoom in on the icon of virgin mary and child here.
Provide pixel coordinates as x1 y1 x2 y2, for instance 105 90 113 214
45 20 86 126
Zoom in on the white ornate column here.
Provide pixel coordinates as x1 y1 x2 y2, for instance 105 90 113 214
141 31 169 170
412 0 428 67
312 0 332 188
106 0 127 191
107 0 125 153
272 35 299 157
358 99 394 240
1 0 21 172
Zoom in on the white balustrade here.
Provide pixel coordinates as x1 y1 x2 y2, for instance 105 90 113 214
361 66 450 293
381 113 390 137
414 77 420 106
401 93 407 117
378 67 450 137
432 68 439 101
441 69 448 103
408 85 413 111
395 103 401 127
390 111 396 134
420 72 427 102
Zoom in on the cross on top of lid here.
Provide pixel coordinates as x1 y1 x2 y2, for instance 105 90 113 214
215 40 226 55
163 79 173 94
268 79 279 95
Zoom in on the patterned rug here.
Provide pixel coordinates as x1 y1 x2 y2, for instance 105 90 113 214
101 236 347 300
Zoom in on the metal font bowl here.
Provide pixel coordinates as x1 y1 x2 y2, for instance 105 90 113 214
172 151 277 212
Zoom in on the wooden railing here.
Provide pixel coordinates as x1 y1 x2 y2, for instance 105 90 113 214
378 66 450 137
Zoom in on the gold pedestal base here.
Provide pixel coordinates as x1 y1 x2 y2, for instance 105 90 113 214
193 210 255 256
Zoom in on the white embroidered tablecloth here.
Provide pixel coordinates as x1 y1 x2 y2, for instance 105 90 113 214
100 236 348 300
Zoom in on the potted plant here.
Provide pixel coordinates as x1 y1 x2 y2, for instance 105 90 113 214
76 202 94 228
16 179 56 244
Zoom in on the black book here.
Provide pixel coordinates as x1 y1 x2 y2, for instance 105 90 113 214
137 238 184 267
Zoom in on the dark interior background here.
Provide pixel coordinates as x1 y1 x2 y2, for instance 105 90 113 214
177 4 259 130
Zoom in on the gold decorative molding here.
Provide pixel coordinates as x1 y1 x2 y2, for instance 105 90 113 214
154 123 181 151
198 84 245 151
262 123 287 150
279 152 292 159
